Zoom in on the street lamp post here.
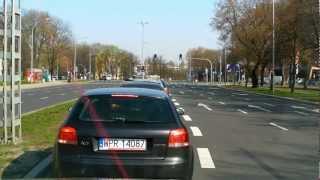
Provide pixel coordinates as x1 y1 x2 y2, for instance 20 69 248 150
191 58 214 84
73 40 77 80
271 0 275 93
138 21 148 79
30 18 49 82
73 37 87 80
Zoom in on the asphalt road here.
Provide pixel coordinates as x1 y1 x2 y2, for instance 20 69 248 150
19 81 122 114
171 83 318 180
18 81 319 179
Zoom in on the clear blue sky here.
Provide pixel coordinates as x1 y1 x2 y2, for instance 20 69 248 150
22 0 220 62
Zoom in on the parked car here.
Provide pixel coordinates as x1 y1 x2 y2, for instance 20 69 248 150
53 88 194 179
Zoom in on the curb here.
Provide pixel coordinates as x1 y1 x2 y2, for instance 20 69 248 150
22 98 78 117
223 86 320 106
22 99 78 178
24 154 53 178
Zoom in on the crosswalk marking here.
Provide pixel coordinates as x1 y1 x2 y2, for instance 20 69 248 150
197 148 215 169
218 101 225 105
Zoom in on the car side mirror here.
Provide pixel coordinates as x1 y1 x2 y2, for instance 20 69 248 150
177 107 185 115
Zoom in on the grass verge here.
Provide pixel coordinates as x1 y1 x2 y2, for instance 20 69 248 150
0 101 75 178
226 85 320 103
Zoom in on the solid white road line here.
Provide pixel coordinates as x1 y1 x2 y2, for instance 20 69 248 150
197 148 215 169
269 122 288 131
294 111 308 116
190 126 203 136
40 97 48 100
218 101 225 105
237 109 248 114
198 103 213 111
182 115 192 121
248 105 271 112
291 105 306 109
174 102 180 106
263 103 275 107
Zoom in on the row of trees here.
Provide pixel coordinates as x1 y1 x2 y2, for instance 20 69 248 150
21 10 138 80
212 0 319 91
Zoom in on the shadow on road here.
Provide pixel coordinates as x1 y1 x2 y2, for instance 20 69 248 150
1 148 51 179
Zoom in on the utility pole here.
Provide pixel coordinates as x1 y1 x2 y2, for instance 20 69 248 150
219 53 222 84
1 0 22 144
271 0 275 93
73 40 77 80
89 49 92 80
138 21 148 79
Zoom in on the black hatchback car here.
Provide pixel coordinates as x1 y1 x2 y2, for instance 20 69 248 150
53 87 194 179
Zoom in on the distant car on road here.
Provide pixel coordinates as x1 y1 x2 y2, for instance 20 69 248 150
121 80 165 92
100 74 112 81
53 88 193 179
128 79 170 95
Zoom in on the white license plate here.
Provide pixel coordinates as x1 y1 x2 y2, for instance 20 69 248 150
98 138 147 151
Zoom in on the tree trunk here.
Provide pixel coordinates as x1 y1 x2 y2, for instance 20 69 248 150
260 65 266 87
251 69 258 88
290 63 296 93
245 75 249 88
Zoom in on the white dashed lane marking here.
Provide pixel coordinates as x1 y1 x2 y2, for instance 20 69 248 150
263 103 275 107
198 103 213 111
197 148 216 169
294 111 308 116
248 105 271 112
218 101 225 105
269 122 288 131
237 109 248 114
172 98 177 102
40 97 48 100
182 115 192 121
190 126 203 137
291 105 306 109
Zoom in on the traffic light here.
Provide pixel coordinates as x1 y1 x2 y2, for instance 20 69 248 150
153 54 157 60
179 54 183 61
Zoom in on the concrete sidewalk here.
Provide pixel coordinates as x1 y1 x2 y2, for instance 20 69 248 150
1 80 92 90
21 81 68 90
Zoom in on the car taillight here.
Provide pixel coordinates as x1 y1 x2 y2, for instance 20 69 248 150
168 128 189 148
58 126 78 145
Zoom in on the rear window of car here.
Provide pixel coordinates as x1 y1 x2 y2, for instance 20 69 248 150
72 95 175 123
121 83 164 90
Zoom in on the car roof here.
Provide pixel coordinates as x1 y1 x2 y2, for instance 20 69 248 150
84 87 168 99
134 79 161 83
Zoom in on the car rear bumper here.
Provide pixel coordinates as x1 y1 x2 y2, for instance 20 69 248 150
54 155 193 179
